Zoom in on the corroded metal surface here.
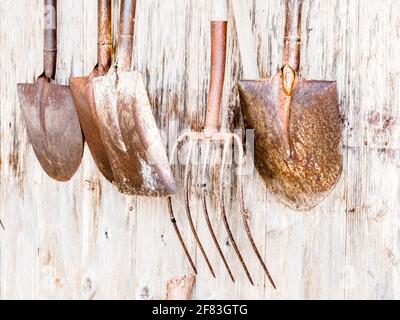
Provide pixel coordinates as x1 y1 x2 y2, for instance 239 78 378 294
168 21 275 288
70 71 113 182
93 70 176 196
17 0 83 181
70 0 113 182
17 78 83 181
92 0 176 196
237 0 342 210
239 73 342 210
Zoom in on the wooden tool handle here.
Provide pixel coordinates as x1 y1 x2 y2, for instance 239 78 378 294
43 0 57 79
117 0 136 71
204 21 227 135
98 0 112 72
283 0 303 72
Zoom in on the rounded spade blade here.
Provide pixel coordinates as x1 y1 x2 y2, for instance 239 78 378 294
17 77 83 181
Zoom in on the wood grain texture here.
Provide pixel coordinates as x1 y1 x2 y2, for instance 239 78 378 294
0 0 399 299
165 274 196 300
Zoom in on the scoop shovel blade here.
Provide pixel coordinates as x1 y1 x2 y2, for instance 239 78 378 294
93 69 176 196
70 0 113 182
70 72 114 182
92 0 176 196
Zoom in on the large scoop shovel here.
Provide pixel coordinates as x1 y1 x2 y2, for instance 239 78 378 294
17 0 83 181
237 0 342 210
93 0 176 196
70 0 114 182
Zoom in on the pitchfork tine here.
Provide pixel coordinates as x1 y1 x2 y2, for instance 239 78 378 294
168 137 197 274
184 140 216 277
167 198 197 274
219 138 254 285
233 134 276 289
201 140 235 282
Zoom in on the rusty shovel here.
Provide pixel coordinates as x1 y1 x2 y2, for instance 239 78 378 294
237 0 342 210
17 0 83 181
70 0 114 182
93 0 176 196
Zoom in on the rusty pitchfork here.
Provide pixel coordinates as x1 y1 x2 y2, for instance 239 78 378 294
168 0 275 288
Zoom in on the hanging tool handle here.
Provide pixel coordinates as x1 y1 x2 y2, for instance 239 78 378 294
43 0 57 79
204 22 227 134
98 0 112 72
117 0 136 71
283 0 303 72
204 0 228 135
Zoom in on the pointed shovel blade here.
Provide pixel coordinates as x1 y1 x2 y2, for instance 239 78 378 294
17 77 83 181
93 68 176 196
239 74 342 210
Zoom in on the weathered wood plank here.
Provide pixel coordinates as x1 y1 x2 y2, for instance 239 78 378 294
344 0 400 299
0 0 399 300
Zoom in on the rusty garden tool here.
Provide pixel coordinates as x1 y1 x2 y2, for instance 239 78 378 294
17 0 83 181
70 0 114 182
168 0 275 288
238 0 342 210
93 0 176 196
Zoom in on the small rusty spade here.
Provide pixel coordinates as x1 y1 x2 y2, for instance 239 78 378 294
93 0 176 196
237 0 342 210
70 0 114 182
17 0 83 181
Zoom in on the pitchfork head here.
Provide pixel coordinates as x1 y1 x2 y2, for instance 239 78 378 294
167 130 276 288
167 11 275 288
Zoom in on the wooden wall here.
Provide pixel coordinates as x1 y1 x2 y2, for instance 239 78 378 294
0 0 399 299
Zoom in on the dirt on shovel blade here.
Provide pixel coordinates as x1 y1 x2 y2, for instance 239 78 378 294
93 68 176 196
17 76 83 181
70 71 114 183
239 74 342 210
